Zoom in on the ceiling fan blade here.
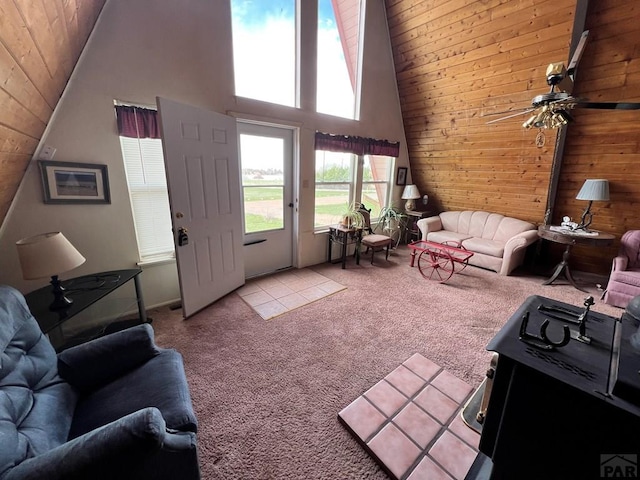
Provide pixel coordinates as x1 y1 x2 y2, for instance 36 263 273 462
486 108 536 124
483 105 536 117
576 102 640 110
567 30 589 76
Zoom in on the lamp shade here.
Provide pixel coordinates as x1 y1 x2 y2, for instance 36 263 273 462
401 184 421 200
576 179 610 202
16 232 86 280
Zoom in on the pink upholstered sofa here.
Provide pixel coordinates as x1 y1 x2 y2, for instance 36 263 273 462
416 211 538 276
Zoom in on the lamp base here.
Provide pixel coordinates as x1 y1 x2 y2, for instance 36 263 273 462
49 275 73 310
576 201 594 232
405 199 416 211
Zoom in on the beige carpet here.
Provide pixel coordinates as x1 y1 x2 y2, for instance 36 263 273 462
237 268 346 319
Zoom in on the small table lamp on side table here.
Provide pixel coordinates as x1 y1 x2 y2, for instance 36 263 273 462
16 232 86 310
402 184 421 211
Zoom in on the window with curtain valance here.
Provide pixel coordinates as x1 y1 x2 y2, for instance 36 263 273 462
115 105 161 139
313 131 399 230
115 104 174 263
314 131 400 157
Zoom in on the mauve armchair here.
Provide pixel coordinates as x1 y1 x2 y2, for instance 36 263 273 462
604 230 640 308
0 285 200 480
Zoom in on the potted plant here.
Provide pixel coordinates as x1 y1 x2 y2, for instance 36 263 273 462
376 205 407 246
339 202 365 228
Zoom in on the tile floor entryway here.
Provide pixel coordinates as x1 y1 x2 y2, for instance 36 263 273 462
339 353 480 480
237 268 346 320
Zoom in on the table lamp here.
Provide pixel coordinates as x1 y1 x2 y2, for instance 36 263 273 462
575 179 609 231
402 184 421 211
16 232 86 310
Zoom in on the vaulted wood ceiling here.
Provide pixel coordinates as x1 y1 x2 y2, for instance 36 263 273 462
0 0 106 227
1 0 638 275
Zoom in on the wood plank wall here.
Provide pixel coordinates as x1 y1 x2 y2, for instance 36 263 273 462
386 0 640 275
559 2 640 273
0 0 105 226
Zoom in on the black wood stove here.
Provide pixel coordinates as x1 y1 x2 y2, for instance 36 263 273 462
467 295 640 480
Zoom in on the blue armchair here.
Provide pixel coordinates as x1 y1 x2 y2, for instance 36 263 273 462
0 285 200 479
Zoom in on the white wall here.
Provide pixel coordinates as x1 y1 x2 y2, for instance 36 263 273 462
0 0 409 309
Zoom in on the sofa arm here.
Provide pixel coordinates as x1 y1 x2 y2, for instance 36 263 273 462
500 230 539 275
57 324 161 393
5 408 197 480
417 216 442 241
612 255 629 273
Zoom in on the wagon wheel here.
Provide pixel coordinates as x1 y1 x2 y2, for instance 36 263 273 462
417 247 455 282
442 241 470 272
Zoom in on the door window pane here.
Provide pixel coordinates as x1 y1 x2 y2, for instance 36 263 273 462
231 0 296 107
317 0 360 119
240 134 285 233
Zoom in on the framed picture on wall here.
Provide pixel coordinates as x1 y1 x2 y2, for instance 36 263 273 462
396 167 407 186
39 161 111 204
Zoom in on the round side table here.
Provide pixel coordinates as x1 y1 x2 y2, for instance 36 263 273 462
537 225 615 292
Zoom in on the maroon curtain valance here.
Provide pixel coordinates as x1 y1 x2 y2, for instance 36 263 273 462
115 105 161 139
314 131 400 157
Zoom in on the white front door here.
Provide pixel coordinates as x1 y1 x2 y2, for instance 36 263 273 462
238 122 295 277
157 97 245 318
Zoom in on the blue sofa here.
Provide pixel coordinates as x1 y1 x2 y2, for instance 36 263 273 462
0 285 200 479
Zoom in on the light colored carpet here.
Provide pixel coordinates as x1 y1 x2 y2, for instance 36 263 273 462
149 246 623 479
237 268 346 319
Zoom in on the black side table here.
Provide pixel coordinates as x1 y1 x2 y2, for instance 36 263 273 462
327 225 362 269
25 269 148 351
404 210 433 243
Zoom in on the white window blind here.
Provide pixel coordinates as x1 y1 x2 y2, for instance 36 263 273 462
119 136 175 262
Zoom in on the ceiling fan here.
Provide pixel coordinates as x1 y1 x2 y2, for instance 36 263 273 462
486 30 640 129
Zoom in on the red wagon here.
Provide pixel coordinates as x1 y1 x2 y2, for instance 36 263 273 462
408 240 474 283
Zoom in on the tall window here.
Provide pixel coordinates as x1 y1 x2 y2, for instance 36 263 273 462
115 105 174 263
314 152 394 229
231 0 296 107
361 155 392 218
317 0 361 119
314 151 355 228
314 132 399 229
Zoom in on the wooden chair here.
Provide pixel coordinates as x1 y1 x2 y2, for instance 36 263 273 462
358 204 394 264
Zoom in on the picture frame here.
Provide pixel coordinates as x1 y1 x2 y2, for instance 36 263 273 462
39 161 111 204
396 167 407 186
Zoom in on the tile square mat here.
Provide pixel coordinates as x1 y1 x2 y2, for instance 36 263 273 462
339 353 481 480
237 268 346 320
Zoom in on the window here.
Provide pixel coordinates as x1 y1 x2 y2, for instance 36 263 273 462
314 151 393 229
361 155 393 218
231 0 296 107
116 106 174 263
239 133 286 233
317 0 361 119
314 150 355 228
230 0 363 118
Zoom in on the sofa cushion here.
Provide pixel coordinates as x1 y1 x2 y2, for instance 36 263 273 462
0 286 76 478
461 237 505 258
493 217 536 243
69 349 198 439
428 230 472 244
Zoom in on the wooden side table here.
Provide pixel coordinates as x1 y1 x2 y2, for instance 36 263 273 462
537 225 615 291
